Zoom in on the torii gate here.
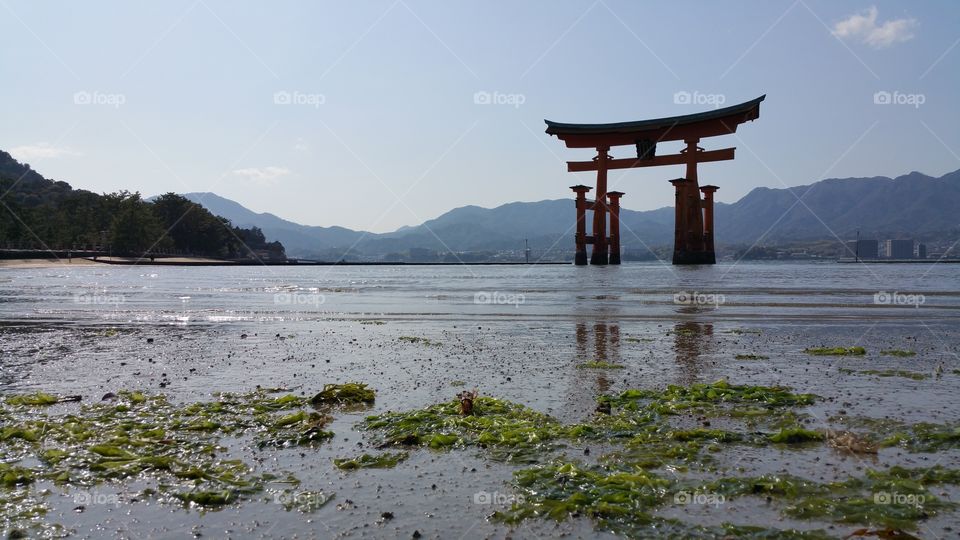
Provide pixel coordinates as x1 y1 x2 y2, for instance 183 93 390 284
545 95 764 265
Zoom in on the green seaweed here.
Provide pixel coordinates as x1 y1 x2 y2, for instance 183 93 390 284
831 416 960 452
333 452 408 470
175 489 240 506
0 386 343 529
363 396 564 462
839 368 927 380
767 426 824 444
804 346 866 356
604 380 816 416
494 460 670 524
735 354 769 360
577 361 625 369
310 383 375 405
5 393 60 407
699 466 960 530
880 349 916 357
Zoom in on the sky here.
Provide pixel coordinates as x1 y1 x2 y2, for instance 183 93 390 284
2 1 959 233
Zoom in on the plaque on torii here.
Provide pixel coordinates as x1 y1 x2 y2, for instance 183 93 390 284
545 95 764 265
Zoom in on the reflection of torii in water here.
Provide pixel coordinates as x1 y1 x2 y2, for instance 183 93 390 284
670 322 714 386
575 322 621 395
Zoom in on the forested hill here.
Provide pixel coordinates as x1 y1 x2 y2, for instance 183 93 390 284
0 150 285 260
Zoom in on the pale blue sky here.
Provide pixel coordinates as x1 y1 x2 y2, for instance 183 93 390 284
2 1 958 232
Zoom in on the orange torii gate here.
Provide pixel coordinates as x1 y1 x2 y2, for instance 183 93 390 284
545 95 764 265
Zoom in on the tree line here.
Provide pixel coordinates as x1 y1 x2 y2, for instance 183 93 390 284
0 151 285 259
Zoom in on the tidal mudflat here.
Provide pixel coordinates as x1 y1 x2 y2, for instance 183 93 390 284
1 263 959 538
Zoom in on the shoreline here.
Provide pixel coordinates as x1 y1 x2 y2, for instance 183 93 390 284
0 257 570 268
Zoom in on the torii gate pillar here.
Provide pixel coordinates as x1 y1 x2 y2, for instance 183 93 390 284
570 185 592 266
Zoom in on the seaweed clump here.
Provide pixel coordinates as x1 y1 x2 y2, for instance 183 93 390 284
333 452 409 470
699 465 960 531
577 361 625 369
804 346 866 356
362 396 564 462
830 416 960 453
310 383 375 405
0 387 340 528
839 368 927 381
604 379 816 416
880 350 916 357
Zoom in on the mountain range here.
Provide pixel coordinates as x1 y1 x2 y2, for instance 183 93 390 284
179 168 960 259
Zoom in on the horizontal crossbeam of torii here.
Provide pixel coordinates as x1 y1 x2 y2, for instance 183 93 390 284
545 95 764 265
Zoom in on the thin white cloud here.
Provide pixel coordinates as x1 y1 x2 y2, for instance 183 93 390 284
294 137 308 152
9 142 82 161
231 166 291 185
832 6 917 49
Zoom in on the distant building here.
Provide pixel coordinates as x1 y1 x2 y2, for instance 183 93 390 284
883 239 915 259
846 239 878 259
918 243 927 259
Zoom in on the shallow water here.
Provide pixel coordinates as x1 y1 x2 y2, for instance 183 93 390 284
1 261 959 538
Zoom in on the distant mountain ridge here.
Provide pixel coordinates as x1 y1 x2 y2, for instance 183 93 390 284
180 167 960 259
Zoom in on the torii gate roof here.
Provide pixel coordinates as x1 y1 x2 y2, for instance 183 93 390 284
545 95 764 148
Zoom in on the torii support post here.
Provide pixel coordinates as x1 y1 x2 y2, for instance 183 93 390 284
607 191 624 265
570 185 592 265
590 147 610 265
700 185 718 259
671 138 712 264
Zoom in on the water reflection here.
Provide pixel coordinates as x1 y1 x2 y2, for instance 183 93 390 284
671 322 714 385
574 322 621 395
